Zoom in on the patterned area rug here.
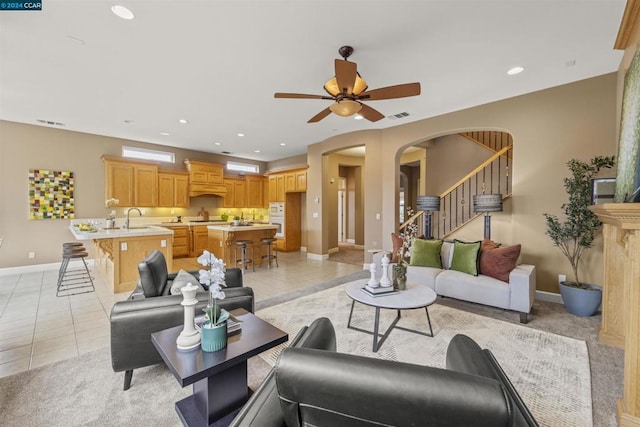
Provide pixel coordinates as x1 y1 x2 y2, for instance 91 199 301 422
257 281 593 427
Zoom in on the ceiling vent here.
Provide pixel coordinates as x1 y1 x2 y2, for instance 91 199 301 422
221 151 232 155
387 112 410 120
36 119 65 127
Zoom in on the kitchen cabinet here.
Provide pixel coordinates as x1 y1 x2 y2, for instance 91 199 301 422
190 225 210 257
103 156 158 207
246 175 264 208
223 178 246 208
163 225 190 258
263 178 269 208
269 175 285 202
185 160 223 184
285 170 307 193
184 159 226 197
158 172 189 207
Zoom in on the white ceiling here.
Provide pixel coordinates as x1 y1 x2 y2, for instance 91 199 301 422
0 1 626 162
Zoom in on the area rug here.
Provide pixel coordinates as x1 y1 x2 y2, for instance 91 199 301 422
256 281 593 427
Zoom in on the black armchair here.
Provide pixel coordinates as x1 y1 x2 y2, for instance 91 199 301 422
110 250 253 390
231 320 538 427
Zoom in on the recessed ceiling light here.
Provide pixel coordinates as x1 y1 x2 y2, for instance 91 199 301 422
237 133 245 137
507 66 524 75
111 5 134 20
354 114 364 120
178 119 188 124
124 119 135 124
280 143 286 146
214 142 222 146
160 132 170 136
254 150 261 153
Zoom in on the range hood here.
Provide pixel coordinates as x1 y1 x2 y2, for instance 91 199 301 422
188 183 227 198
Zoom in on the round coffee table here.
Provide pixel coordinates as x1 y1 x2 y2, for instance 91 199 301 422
345 279 437 352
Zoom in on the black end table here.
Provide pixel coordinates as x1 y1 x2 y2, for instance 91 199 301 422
151 309 288 426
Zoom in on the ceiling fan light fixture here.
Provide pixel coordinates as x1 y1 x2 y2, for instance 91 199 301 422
329 100 362 117
324 74 367 96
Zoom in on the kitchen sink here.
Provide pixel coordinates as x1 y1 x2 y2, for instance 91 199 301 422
125 226 149 230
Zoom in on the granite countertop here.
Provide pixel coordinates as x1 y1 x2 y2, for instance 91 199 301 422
69 224 173 240
207 224 278 232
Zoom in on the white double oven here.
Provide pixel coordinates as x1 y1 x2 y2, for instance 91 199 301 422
269 202 285 238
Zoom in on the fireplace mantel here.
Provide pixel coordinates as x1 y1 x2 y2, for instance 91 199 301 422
591 203 640 426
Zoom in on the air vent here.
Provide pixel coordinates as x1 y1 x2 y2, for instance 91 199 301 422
36 119 65 127
221 151 232 155
387 112 410 120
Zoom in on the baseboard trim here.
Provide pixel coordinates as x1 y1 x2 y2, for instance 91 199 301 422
536 290 562 304
0 259 95 276
307 252 329 261
346 239 355 244
300 246 307 253
327 247 339 254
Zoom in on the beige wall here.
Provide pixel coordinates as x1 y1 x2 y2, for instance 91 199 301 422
306 73 618 293
0 121 267 268
425 134 494 195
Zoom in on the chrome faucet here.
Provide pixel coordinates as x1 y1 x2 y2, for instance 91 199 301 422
125 208 142 229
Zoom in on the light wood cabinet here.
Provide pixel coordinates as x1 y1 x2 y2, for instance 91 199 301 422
158 172 189 207
185 160 223 184
223 178 246 208
268 168 307 202
246 176 264 208
190 225 210 257
103 156 158 207
269 175 286 202
105 161 135 207
263 178 269 208
163 225 190 258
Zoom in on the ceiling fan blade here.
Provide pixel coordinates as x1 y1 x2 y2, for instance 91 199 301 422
358 104 385 122
308 107 332 123
274 93 332 100
358 82 421 101
335 59 357 95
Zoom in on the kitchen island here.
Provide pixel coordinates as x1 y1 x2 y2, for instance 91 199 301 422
69 223 173 293
207 224 278 269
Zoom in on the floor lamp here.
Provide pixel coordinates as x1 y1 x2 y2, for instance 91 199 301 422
473 194 503 239
417 196 440 239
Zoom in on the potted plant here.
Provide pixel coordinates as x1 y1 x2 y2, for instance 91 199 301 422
394 208 418 290
197 250 229 351
232 215 240 226
543 155 615 316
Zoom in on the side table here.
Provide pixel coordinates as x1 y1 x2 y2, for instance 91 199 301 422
151 309 288 427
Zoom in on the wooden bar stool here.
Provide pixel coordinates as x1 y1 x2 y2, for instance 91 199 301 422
260 237 278 269
234 240 255 272
57 243 95 297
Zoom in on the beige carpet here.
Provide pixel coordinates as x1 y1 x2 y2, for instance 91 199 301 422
257 281 593 427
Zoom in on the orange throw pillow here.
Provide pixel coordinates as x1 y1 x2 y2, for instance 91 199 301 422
479 239 521 282
390 232 403 263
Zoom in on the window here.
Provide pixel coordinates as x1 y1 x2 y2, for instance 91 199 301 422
122 146 175 163
227 161 259 174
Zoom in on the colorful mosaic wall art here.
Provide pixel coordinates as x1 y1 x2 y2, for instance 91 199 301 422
28 169 75 219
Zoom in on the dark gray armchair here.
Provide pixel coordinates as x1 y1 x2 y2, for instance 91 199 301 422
110 250 254 390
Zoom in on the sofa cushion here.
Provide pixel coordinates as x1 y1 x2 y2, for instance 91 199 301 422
450 240 481 276
390 232 403 263
170 269 203 295
406 265 441 291
410 239 443 268
435 270 510 309
480 239 521 283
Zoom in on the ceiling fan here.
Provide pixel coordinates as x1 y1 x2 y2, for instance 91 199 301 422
274 46 421 123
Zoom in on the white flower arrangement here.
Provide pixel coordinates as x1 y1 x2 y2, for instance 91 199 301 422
197 250 228 326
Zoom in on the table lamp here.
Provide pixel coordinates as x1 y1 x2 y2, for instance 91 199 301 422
417 195 441 239
473 194 503 239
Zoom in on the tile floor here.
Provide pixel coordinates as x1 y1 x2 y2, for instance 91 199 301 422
0 251 362 379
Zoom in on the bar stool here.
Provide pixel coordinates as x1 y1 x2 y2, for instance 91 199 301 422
234 240 255 272
260 237 279 269
57 243 95 297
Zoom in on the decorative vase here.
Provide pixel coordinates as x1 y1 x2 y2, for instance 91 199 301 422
201 321 228 352
559 282 602 317
393 264 407 290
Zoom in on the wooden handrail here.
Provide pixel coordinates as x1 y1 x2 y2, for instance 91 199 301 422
439 145 512 197
399 210 423 233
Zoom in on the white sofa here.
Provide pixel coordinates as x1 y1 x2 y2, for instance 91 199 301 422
374 241 536 323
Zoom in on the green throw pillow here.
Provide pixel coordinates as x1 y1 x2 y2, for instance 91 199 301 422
450 240 481 276
409 239 443 268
